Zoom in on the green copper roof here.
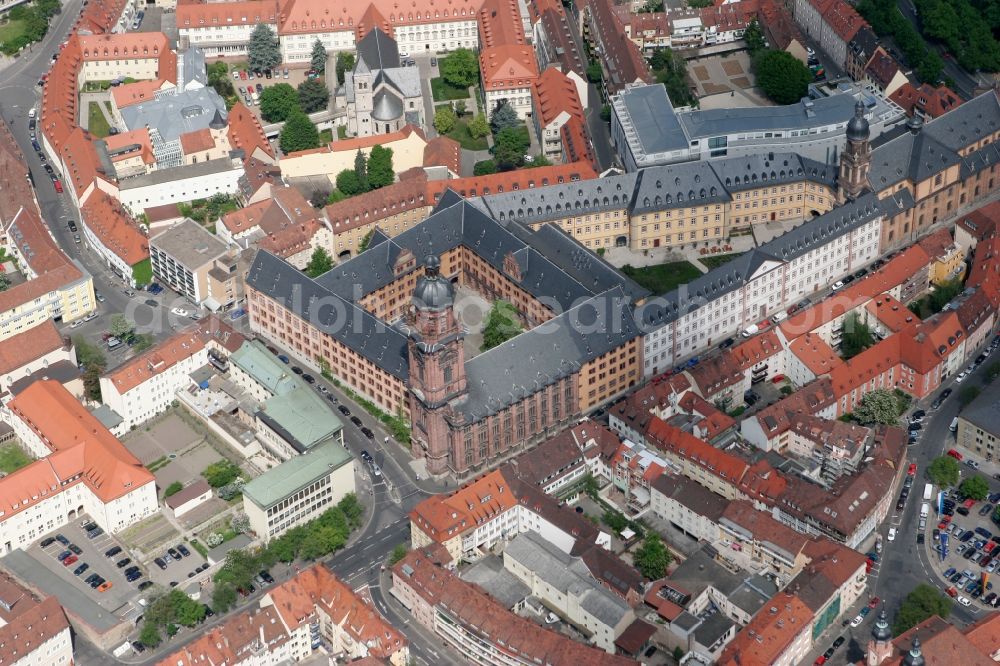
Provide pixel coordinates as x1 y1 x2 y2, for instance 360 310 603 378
243 442 354 509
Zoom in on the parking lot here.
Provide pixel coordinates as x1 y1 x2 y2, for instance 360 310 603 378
927 486 1000 609
30 518 147 611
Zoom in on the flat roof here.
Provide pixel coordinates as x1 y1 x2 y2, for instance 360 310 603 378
616 84 689 155
243 442 353 510
150 218 229 270
678 93 857 138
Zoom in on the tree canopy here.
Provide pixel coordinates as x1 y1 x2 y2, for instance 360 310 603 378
753 49 813 105
468 114 490 139
297 79 330 113
490 100 520 134
649 48 696 107
840 313 876 359
743 18 766 53
893 584 952 636
259 83 300 123
481 300 522 350
927 455 960 487
280 111 320 153
494 127 529 171
634 533 673 580
367 145 394 189
852 389 900 425
336 169 364 196
440 48 479 88
335 51 356 86
434 105 457 134
310 39 327 74
960 475 990 500
304 247 334 278
247 23 280 73
109 313 134 338
203 460 242 488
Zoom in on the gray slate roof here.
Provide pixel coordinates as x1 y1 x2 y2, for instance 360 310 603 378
503 531 631 628
960 388 1000 437
372 89 403 121
247 197 644 420
923 89 1000 152
631 160 728 213
356 27 400 72
678 93 858 139
459 556 532 609
616 83 689 154
637 192 883 323
180 46 207 90
119 87 227 142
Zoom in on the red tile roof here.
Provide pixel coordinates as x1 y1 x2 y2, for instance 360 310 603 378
718 592 813 666
646 416 751 487
277 0 483 35
393 548 636 666
268 565 407 660
104 128 156 165
587 0 653 94
822 0 867 43
80 190 149 266
76 0 130 34
423 136 462 174
105 316 244 394
179 128 215 154
60 127 103 200
0 320 66 377
410 469 519 542
533 66 585 127
890 82 964 119
0 573 70 666
324 171 428 234
227 102 275 162
111 79 172 109
481 44 539 89
426 161 597 201
865 47 900 90
8 380 155 503
176 0 279 30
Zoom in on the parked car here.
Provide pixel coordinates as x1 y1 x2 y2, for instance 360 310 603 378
138 581 154 591
68 544 82 555
62 555 78 566
167 547 181 559
116 557 132 568
73 563 89 576
177 544 191 557
301 374 315 384
97 581 113 592
40 537 55 548
154 557 167 570
105 546 122 558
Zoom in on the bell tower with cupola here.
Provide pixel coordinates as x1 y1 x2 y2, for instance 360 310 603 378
838 100 872 203
406 255 467 475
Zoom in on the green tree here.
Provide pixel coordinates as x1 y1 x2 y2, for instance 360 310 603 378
927 455 961 487
481 300 522 350
600 104 612 122
494 127 529 171
960 475 990 500
297 79 330 113
986 361 1000 383
841 313 876 359
490 100 520 133
164 481 184 498
586 60 603 82
304 247 334 278
650 48 695 107
389 543 408 565
132 333 153 352
203 460 241 488
474 159 497 176
310 189 331 208
602 509 629 532
581 472 600 498
634 533 672 580
743 18 766 53
917 49 944 83
468 113 490 139
753 50 812 104
335 51 356 86
367 145 394 189
959 385 982 406
259 83 300 123
852 389 900 425
434 105 457 134
212 583 237 614
139 622 161 648
279 111 320 153
310 38 327 74
440 48 479 88
109 313 134 338
893 584 952 635
248 23 280 74
354 150 370 192
454 100 467 117
335 169 364 196
358 229 374 253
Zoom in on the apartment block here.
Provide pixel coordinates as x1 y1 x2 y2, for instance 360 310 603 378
100 317 244 430
242 442 355 541
149 218 234 306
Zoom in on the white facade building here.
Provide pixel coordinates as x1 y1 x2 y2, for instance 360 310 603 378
118 159 244 214
639 194 884 375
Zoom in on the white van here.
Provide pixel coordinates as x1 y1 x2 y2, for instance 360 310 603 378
741 324 759 338
28 107 36 119
950 417 959 432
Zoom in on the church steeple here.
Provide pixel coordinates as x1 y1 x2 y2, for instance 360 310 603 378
406 255 467 476
867 609 893 665
839 100 872 203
